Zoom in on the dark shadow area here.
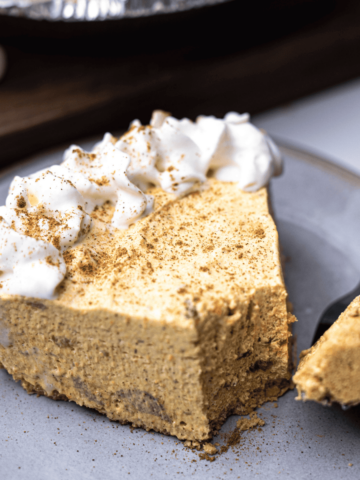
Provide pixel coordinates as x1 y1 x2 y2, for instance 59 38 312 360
2 0 360 168
330 403 360 430
276 219 358 354
0 0 339 58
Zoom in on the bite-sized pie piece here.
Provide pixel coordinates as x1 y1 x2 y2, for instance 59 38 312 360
0 111 295 441
294 296 360 407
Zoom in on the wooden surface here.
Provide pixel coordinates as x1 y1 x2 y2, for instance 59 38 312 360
0 0 360 167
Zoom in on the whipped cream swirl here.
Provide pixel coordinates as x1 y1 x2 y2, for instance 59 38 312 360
1 168 91 249
107 110 282 195
173 112 282 192
0 218 65 299
0 110 282 299
62 143 153 229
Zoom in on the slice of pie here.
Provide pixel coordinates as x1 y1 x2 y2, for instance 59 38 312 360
294 296 360 407
0 111 295 441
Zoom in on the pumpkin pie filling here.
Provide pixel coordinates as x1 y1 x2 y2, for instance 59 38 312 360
0 112 295 441
294 296 360 408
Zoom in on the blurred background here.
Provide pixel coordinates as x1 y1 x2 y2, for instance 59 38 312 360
0 0 360 172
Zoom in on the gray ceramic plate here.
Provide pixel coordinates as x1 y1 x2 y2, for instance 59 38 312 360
1 140 360 479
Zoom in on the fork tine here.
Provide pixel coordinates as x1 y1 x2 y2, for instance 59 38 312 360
312 282 360 345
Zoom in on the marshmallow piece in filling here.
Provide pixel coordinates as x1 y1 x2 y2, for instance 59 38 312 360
0 218 66 299
62 143 153 229
4 168 92 250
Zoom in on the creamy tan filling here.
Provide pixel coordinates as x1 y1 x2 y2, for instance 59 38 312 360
294 296 360 406
0 180 294 440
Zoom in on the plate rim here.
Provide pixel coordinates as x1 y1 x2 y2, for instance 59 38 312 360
275 138 360 187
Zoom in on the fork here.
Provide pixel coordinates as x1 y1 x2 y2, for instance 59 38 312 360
312 281 360 345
